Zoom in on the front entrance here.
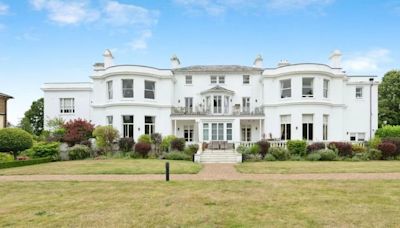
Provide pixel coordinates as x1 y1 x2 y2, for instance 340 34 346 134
241 125 251 141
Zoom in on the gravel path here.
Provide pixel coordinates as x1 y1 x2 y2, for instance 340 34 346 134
1 164 400 181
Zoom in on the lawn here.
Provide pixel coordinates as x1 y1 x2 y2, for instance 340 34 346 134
0 159 202 175
0 180 399 227
236 161 400 174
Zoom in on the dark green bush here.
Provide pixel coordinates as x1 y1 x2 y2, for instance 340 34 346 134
160 135 176 152
269 147 289 161
30 142 60 159
0 128 33 160
119 138 135 152
185 144 199 156
68 145 91 160
170 138 185 151
317 149 337 161
163 151 191 160
0 157 53 169
287 140 307 156
248 144 261 155
366 148 382 160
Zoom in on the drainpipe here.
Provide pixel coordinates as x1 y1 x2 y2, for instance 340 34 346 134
369 78 374 140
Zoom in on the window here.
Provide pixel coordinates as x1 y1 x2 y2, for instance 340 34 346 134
144 80 155 99
144 116 155 135
213 95 222 114
226 123 232 141
185 75 192 85
122 115 134 138
323 79 329 98
323 115 328 141
184 125 194 142
350 132 365 141
243 75 250 84
302 114 313 140
280 115 291 140
242 97 250 113
211 123 224 140
203 123 209 141
241 126 251 142
302 78 314 97
107 81 113 100
60 98 75 113
280 79 291 98
356 87 363 98
350 133 356 141
122 79 134 98
218 76 225 84
185 97 193 113
210 76 217 84
106 116 113 126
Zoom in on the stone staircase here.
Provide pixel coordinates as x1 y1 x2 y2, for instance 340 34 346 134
195 150 242 163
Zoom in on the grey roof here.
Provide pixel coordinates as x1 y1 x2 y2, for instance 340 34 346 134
200 85 235 95
173 65 263 73
0 93 13 99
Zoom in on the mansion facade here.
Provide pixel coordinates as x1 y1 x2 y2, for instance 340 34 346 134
42 50 378 145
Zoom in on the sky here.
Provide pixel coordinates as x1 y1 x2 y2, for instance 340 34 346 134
0 0 399 125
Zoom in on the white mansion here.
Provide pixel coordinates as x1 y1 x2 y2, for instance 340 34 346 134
42 50 378 146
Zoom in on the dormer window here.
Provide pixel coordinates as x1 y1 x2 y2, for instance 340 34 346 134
302 78 314 97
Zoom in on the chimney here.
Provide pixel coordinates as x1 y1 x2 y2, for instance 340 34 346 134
329 50 342 68
103 49 114 68
170 54 180 68
253 54 263 68
277 60 290 67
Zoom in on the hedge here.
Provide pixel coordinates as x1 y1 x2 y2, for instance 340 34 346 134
375 125 400 138
0 157 53 169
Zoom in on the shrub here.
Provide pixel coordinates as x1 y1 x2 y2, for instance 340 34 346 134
63 119 94 146
257 140 270 158
375 125 400 138
243 154 262 162
287 140 307 156
30 142 60 159
351 144 367 154
170 138 185 152
381 137 400 157
317 149 338 161
151 133 162 154
306 153 321 161
134 142 152 158
248 144 261 155
93 126 119 151
328 142 352 157
307 142 326 153
0 157 53 169
269 147 289 161
161 135 176 152
163 151 191 161
0 153 13 162
236 145 247 154
119 138 135 152
264 154 276 161
366 149 382 160
185 144 199 156
0 128 33 160
138 134 152 144
368 136 381 149
68 144 91 160
378 142 397 160
289 154 303 161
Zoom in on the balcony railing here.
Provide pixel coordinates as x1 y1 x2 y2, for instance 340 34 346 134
171 106 264 116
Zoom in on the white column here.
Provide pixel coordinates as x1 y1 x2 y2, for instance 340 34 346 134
233 119 241 149
174 119 176 136
259 119 262 140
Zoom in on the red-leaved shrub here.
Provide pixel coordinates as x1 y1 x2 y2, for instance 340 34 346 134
134 142 151 158
171 138 186 152
378 142 397 160
328 142 352 157
381 137 400 157
63 119 95 146
307 142 326 153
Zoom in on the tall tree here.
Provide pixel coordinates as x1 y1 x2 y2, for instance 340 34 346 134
19 98 44 135
379 70 400 126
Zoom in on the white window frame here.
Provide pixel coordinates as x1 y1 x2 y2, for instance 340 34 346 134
323 79 329 98
122 79 134 98
144 116 155 135
226 123 232 141
243 75 250 84
184 125 194 142
184 97 193 113
242 97 250 113
302 78 314 98
218 76 225 84
213 95 222 114
323 115 328 141
280 79 291 98
350 132 365 141
280 115 291 140
122 115 134 138
185 75 192 85
144 80 155 99
203 123 209 141
107 80 113 100
302 114 314 141
356 87 363 99
241 125 251 142
60 98 75 114
210 76 217 84
106 115 113 126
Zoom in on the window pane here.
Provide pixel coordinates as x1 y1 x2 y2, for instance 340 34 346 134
286 124 291 140
203 123 209 141
302 123 307 140
145 90 154 99
218 123 224 140
219 76 225 83
243 75 250 84
122 79 134 98
123 115 134 123
212 123 217 140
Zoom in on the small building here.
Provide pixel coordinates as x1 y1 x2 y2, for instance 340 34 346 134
0 93 13 129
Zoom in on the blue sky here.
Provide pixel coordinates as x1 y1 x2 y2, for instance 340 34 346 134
0 0 399 124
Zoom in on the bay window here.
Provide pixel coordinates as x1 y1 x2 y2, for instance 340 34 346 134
302 78 314 97
280 79 291 98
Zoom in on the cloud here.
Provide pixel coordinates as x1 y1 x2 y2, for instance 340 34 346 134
30 0 99 25
104 1 158 27
174 0 334 16
343 48 392 73
128 30 152 50
0 2 8 15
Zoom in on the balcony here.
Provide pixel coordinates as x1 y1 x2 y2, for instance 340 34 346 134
171 105 264 116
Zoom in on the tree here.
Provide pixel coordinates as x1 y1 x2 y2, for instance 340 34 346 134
379 70 400 126
0 128 33 160
63 119 95 146
93 126 119 152
19 98 44 136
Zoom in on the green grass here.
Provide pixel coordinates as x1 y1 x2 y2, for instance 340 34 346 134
0 159 202 175
0 180 400 227
236 161 400 174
